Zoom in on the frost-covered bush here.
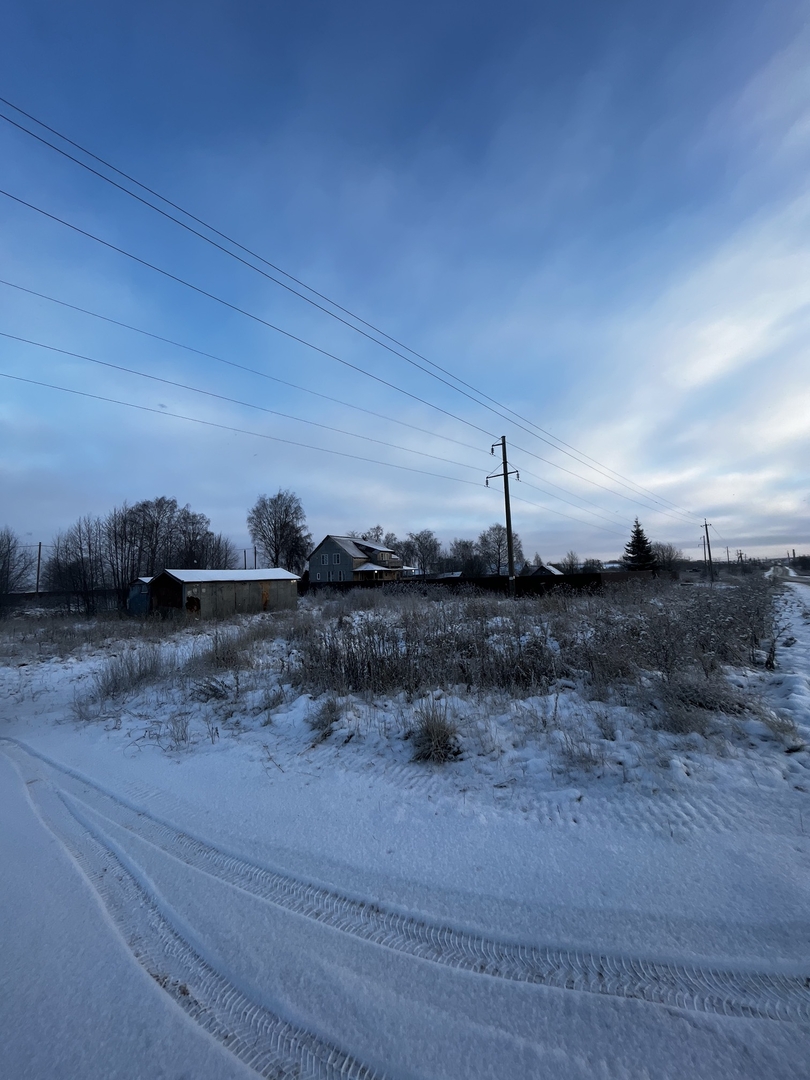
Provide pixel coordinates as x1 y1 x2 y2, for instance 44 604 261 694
289 597 558 696
410 699 460 763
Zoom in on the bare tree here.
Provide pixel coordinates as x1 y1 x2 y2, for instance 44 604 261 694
560 550 580 574
247 490 311 574
45 516 109 614
406 529 442 575
582 557 604 572
354 525 384 543
448 537 487 575
651 541 683 572
477 523 524 575
0 527 35 614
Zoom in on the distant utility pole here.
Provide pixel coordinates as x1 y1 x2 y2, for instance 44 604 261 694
726 545 731 567
254 546 257 570
703 519 714 584
35 541 42 595
486 435 519 597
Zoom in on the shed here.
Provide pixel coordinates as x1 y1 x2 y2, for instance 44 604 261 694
149 569 298 618
126 577 153 615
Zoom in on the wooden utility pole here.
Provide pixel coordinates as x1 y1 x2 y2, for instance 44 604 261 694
35 541 42 595
703 519 714 584
486 436 519 597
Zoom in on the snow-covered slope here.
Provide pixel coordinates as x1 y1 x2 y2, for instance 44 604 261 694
2 585 809 1078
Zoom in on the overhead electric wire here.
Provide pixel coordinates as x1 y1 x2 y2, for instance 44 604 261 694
0 277 484 458
516 479 631 529
0 330 486 474
0 190 694 528
710 523 728 545
2 328 639 536
0 369 628 536
0 278 647 533
0 97 700 522
0 277 670 533
0 187 496 441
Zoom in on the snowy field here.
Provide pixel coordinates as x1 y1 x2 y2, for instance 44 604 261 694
2 580 810 1079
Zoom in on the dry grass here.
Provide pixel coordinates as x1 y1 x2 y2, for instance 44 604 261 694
410 698 460 763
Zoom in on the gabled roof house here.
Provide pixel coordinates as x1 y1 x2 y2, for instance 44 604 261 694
308 536 403 583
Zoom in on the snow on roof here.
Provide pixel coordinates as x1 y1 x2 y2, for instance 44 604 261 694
346 538 394 553
353 561 391 573
161 569 299 583
316 535 397 559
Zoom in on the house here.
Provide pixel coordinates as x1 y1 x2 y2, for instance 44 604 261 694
147 568 298 617
308 536 403 583
520 561 563 577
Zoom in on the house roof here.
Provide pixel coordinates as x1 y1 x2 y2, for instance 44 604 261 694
353 561 393 573
522 561 563 577
159 569 299 583
311 535 398 560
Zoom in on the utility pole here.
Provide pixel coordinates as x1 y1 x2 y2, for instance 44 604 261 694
486 436 519 597
726 545 730 568
703 519 714 584
35 541 42 595
254 546 257 570
244 549 247 570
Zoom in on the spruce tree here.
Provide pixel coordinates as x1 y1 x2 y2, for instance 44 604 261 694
623 518 657 572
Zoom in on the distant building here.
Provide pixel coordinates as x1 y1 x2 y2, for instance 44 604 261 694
308 536 403 583
520 561 563 577
146 569 298 617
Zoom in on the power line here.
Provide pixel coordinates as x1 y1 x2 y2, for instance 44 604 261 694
0 187 498 442
0 191 695 527
0 97 700 521
0 277 485 458
0 277 643 532
0 370 630 537
3 328 638 536
517 478 630 529
0 330 485 475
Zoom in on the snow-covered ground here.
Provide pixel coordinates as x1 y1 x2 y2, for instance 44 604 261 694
2 584 810 1078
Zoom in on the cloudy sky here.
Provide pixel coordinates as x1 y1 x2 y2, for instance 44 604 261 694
1 0 809 563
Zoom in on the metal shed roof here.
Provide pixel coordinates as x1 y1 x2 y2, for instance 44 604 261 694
161 569 299 583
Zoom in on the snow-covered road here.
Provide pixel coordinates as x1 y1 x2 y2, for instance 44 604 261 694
2 585 810 1078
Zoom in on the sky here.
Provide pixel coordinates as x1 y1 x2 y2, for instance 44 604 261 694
1 0 809 564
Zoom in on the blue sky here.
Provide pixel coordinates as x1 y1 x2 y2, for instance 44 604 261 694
1 0 808 562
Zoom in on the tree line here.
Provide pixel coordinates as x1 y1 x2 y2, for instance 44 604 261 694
1 498 237 614
1 489 770 616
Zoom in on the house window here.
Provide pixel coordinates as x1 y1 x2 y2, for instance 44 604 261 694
332 552 340 564
316 573 321 581
338 570 345 581
321 553 329 565
328 570 334 582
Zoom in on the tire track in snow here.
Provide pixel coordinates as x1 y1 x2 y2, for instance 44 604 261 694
7 740 810 1025
19 771 386 1080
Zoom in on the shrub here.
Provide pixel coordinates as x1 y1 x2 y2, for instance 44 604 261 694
410 699 460 763
308 696 342 735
